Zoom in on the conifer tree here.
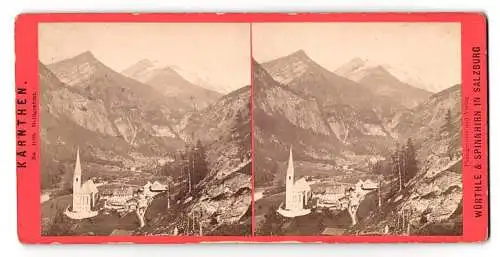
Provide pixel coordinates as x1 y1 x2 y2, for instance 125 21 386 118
441 109 454 160
193 139 209 185
404 138 418 182
391 143 404 192
441 109 452 136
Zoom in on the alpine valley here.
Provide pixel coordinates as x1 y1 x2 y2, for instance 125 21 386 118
254 50 462 236
40 51 251 236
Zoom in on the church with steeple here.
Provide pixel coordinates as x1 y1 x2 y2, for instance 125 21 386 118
64 147 99 219
277 146 312 218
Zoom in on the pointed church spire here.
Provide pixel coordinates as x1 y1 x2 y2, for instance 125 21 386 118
287 145 294 171
285 145 295 210
73 146 82 196
75 146 81 176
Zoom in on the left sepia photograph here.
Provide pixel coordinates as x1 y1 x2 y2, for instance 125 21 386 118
39 23 252 236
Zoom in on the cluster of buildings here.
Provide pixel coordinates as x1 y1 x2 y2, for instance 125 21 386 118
277 146 380 219
64 148 170 220
313 179 379 210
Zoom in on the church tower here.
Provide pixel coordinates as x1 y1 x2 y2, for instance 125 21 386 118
64 146 99 219
72 147 82 212
285 145 295 210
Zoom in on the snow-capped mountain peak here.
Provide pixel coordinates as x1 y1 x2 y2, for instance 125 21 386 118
335 58 438 92
168 66 232 94
121 58 162 83
335 58 383 82
382 65 440 93
123 60 230 94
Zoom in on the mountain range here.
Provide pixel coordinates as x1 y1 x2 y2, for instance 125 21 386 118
335 58 432 108
40 48 461 235
122 59 221 111
41 50 252 234
40 51 248 187
254 49 461 187
255 49 462 235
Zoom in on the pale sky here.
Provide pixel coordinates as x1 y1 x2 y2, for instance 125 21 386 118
39 23 251 91
252 23 461 91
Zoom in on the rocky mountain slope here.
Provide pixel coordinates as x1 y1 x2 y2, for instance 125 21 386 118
41 52 190 188
391 84 462 156
254 51 412 187
122 59 221 111
352 85 463 236
255 49 461 215
47 51 188 125
141 85 252 235
261 50 402 154
335 58 432 108
40 62 128 188
178 85 251 231
42 50 252 234
254 59 342 186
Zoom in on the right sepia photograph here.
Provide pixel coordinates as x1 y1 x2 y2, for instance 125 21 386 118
252 22 463 236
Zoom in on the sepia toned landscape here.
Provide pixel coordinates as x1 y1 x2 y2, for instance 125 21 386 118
252 23 463 236
38 22 464 238
39 23 251 236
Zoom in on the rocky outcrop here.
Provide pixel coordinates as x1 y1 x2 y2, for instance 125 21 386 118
44 52 188 151
350 85 462 235
260 51 396 154
386 158 462 232
188 161 251 230
46 87 117 136
39 54 188 189
257 82 331 136
138 85 252 235
178 84 251 233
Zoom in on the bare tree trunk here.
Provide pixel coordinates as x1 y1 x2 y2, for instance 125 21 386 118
402 153 406 185
136 208 145 228
396 214 400 231
378 177 382 210
188 159 192 193
397 158 403 192
198 210 203 236
192 150 196 188
402 209 405 234
167 189 170 209
192 211 195 232
342 124 350 144
378 188 382 209
406 208 412 235
348 204 357 226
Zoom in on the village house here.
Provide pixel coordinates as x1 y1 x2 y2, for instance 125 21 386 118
141 181 168 198
357 179 378 190
104 187 136 210
311 178 380 212
151 181 168 192
314 183 350 210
